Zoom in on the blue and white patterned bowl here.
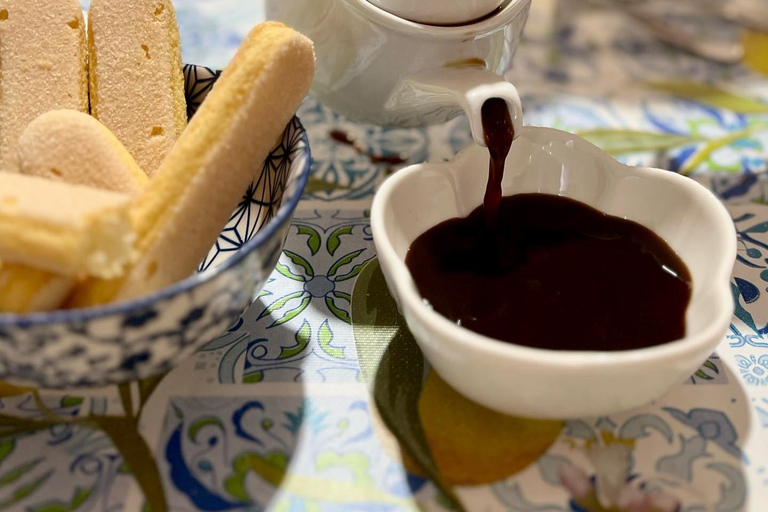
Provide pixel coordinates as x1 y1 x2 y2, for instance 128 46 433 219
0 65 311 388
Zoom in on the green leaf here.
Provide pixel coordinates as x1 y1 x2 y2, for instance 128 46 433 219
325 297 351 324
59 397 83 409
225 452 289 502
0 459 42 486
118 383 133 419
29 487 94 512
280 320 311 359
0 471 52 510
258 291 307 321
296 226 322 256
694 370 714 380
275 262 306 282
648 81 768 114
680 128 752 175
224 455 253 502
351 259 462 511
329 250 365 277
327 226 354 257
90 416 167 512
745 221 768 234
335 261 370 283
304 178 347 195
577 129 697 155
271 297 312 328
0 440 14 465
188 417 223 444
0 383 34 398
319 320 344 359
703 360 720 374
284 250 315 278
316 453 371 488
333 291 351 303
243 372 264 384
138 373 168 413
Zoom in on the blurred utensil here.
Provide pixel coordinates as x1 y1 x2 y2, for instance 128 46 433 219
589 0 745 64
722 0 768 32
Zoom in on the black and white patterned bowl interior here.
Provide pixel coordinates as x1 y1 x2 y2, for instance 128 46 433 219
185 65 306 272
0 64 311 388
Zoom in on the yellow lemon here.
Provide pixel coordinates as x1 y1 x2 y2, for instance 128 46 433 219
418 371 564 486
743 29 768 77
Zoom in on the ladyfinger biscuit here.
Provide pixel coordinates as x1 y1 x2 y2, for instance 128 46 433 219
0 173 135 279
18 110 148 194
88 0 186 176
69 22 315 306
0 0 88 173
0 264 73 313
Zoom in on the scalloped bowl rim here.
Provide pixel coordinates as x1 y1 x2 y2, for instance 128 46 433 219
372 126 737 368
0 118 311 328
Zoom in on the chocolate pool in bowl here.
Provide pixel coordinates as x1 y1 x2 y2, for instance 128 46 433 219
406 193 693 352
405 97 692 352
0 65 311 389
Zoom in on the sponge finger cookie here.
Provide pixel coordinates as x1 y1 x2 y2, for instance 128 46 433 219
69 22 315 306
88 0 186 176
0 173 135 279
0 264 73 313
0 0 88 174
18 110 148 194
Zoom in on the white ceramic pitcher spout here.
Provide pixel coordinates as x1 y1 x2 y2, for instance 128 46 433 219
385 66 524 146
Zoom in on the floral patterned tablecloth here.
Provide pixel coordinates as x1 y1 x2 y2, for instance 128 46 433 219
3 1 767 511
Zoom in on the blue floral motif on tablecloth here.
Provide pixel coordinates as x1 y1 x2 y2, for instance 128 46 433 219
493 405 748 512
158 396 418 511
727 209 768 345
0 394 138 512
734 355 768 386
196 210 374 385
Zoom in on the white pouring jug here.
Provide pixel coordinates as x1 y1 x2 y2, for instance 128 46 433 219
267 0 530 146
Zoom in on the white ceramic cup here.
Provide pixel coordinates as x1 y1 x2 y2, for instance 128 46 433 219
368 0 506 25
267 0 530 146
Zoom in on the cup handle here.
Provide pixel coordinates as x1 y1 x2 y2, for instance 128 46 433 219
386 66 523 147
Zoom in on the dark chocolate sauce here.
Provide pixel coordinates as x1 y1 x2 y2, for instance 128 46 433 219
330 129 407 174
405 99 692 351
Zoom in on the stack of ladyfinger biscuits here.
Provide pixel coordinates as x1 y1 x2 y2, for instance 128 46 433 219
0 0 315 313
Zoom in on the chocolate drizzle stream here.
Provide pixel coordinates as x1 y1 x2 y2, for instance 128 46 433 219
480 98 514 226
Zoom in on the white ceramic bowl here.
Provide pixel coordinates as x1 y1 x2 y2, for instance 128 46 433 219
372 127 737 419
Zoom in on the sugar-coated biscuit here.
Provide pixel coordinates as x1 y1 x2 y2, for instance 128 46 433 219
0 172 135 279
0 0 88 173
0 264 73 313
19 110 148 194
88 0 187 176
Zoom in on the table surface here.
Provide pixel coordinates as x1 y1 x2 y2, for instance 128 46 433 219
2 1 768 511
